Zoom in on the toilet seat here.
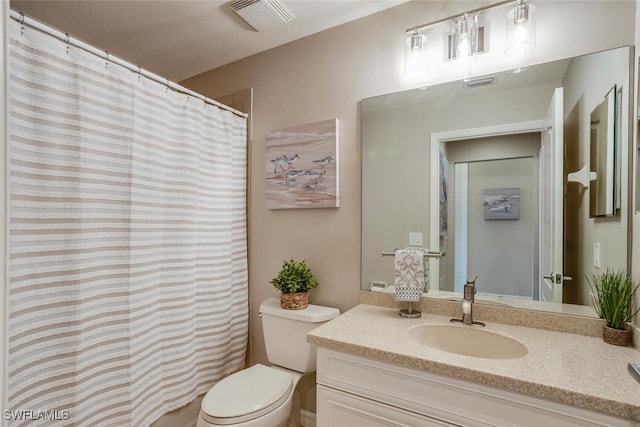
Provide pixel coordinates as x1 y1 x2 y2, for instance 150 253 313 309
200 364 293 425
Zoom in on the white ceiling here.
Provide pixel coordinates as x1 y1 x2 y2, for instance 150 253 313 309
10 0 409 82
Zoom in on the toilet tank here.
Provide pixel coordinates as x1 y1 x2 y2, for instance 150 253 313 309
260 298 340 373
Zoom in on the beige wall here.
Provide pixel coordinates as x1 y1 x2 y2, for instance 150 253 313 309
180 0 637 418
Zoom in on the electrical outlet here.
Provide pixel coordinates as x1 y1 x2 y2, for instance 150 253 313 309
593 242 601 269
409 232 423 246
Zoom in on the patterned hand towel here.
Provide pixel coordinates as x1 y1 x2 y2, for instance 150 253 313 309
415 247 430 290
394 248 425 302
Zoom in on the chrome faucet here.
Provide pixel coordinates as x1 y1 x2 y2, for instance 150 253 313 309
450 276 485 327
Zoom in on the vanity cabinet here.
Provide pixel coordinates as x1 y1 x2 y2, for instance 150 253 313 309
316 348 637 427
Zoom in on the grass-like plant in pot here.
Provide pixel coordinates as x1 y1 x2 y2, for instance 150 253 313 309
587 268 639 346
270 259 318 310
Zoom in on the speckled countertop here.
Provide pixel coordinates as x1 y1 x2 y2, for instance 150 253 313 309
307 304 640 422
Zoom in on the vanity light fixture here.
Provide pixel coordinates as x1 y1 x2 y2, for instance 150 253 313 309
505 0 536 56
449 13 480 81
451 13 479 62
404 29 428 77
404 0 536 78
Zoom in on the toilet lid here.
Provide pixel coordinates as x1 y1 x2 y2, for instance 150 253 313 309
201 364 292 424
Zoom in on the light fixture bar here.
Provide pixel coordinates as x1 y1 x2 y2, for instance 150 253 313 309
406 0 515 34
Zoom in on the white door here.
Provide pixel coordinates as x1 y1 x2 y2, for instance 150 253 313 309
539 87 564 303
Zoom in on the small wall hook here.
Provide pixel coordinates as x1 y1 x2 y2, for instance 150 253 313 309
567 164 597 189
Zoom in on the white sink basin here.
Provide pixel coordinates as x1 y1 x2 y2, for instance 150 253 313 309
408 324 527 359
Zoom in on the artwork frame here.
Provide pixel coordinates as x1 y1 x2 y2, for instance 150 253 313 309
483 188 520 220
265 119 339 209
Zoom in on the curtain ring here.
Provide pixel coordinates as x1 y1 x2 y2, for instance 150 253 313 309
137 65 142 82
65 33 70 55
165 78 170 94
19 13 25 36
104 51 110 70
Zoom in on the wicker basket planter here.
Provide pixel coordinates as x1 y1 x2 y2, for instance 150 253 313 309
271 259 318 310
588 269 639 347
280 291 309 310
602 325 631 347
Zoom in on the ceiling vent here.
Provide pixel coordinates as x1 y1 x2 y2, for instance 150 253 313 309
227 0 295 32
465 76 496 88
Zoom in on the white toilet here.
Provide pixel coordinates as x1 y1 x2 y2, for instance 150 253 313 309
196 298 340 427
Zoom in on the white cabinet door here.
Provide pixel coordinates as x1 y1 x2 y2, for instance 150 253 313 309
317 385 456 427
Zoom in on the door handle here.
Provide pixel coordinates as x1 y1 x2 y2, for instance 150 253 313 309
543 273 571 284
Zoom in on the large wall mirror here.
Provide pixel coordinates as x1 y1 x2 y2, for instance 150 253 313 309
362 46 632 316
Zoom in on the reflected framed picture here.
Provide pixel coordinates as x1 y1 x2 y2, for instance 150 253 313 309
483 188 520 220
265 119 339 209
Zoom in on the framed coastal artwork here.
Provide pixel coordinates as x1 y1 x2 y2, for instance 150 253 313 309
265 119 339 209
483 188 521 220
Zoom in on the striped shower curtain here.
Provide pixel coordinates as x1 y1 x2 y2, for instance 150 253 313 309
7 18 248 427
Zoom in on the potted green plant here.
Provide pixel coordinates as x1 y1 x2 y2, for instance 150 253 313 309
587 268 639 346
270 259 319 310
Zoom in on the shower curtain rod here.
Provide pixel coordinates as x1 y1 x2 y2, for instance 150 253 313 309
9 9 248 119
